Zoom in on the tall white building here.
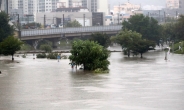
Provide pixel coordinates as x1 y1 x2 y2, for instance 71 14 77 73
38 0 59 12
0 0 5 11
68 0 109 15
7 0 60 14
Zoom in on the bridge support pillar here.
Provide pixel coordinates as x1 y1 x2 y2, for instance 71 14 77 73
51 38 60 49
32 39 42 50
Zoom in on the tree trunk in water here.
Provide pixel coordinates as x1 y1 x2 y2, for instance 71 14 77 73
128 50 130 57
83 64 86 70
140 53 143 58
12 54 14 61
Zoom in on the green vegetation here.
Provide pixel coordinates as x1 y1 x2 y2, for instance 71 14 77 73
22 22 41 29
39 44 52 53
66 20 82 27
90 33 111 48
111 30 155 58
131 40 155 58
46 53 59 59
37 53 47 58
38 40 52 48
122 14 161 45
69 40 110 71
36 53 67 59
0 36 23 61
21 43 32 51
170 41 184 54
161 22 176 43
94 68 109 73
175 15 184 41
0 11 14 42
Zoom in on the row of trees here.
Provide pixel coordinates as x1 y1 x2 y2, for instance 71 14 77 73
111 30 155 58
68 14 184 71
0 11 23 61
1 10 183 71
161 15 184 42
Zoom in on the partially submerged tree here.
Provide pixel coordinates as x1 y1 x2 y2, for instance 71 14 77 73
0 11 14 42
111 30 155 58
0 36 23 61
161 22 176 43
131 40 156 58
111 30 142 57
69 40 110 71
175 15 184 40
90 33 111 48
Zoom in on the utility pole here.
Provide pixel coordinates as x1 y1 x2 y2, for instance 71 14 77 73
164 11 166 23
63 14 64 27
6 0 8 14
118 3 120 25
0 0 2 9
27 16 29 24
176 11 178 19
83 14 85 26
44 15 46 28
159 10 161 22
17 14 21 39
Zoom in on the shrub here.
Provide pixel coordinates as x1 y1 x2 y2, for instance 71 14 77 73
47 53 58 59
61 55 67 59
22 54 26 58
37 53 47 58
94 68 109 73
40 44 52 53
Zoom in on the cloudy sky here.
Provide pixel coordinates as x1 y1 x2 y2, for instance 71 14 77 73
108 0 166 9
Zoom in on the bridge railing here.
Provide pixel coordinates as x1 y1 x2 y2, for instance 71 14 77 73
21 25 122 37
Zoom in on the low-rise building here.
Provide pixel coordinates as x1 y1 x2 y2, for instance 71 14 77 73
35 11 104 27
56 7 89 12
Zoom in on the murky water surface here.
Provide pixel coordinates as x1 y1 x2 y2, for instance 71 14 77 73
0 47 184 110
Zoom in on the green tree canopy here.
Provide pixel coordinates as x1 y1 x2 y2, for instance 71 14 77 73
66 20 82 27
161 22 176 42
175 15 184 40
131 40 156 58
69 40 110 70
111 30 142 57
22 22 41 29
90 33 111 48
0 36 23 61
39 44 52 53
38 39 52 49
111 30 155 58
0 11 14 42
122 14 161 45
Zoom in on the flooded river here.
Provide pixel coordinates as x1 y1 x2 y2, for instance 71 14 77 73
0 49 184 110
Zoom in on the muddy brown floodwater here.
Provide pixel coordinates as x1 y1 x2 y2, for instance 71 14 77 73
0 47 184 110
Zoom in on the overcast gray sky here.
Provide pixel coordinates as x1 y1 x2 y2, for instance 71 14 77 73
108 0 166 9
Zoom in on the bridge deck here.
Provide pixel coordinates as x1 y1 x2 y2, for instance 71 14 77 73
21 25 122 37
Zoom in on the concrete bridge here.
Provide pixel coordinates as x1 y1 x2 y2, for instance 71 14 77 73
20 25 122 40
19 25 122 49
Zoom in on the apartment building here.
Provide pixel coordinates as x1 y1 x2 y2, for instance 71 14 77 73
113 2 141 15
7 0 60 14
179 0 184 9
68 0 109 15
38 0 59 12
166 0 179 9
0 0 5 11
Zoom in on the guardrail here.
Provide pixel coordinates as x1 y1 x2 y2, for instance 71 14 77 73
21 25 122 37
